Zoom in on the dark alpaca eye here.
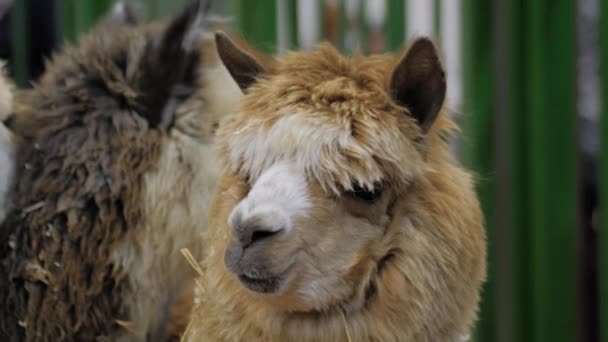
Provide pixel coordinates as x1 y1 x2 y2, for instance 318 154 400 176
347 184 383 203
243 174 252 186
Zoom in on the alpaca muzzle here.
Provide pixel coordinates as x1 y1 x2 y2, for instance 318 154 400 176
224 209 293 294
224 235 291 294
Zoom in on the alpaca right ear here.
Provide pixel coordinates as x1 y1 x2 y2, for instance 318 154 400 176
104 1 139 26
389 38 446 132
215 31 268 92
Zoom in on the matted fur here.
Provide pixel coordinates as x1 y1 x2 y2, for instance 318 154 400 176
184 39 486 341
0 2 241 341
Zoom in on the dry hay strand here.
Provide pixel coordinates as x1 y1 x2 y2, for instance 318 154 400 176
180 248 206 342
115 319 145 337
340 310 353 342
180 248 205 292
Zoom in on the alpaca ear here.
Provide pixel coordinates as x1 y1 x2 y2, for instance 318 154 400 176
104 1 140 26
389 38 446 132
136 0 212 128
215 31 268 92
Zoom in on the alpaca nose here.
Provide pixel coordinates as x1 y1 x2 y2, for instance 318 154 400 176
235 218 284 249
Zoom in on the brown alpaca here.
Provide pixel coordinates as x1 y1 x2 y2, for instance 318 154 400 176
0 2 242 341
183 33 486 341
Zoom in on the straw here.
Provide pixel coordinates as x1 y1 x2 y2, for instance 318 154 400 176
340 310 353 342
180 248 206 341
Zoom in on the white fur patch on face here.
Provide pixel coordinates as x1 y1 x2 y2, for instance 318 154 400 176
224 111 421 195
0 123 16 222
229 161 311 233
228 113 379 188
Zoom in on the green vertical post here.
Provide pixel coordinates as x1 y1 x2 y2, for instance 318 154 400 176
600 0 608 340
490 0 537 340
10 0 28 87
74 0 93 33
357 4 369 53
145 0 191 20
146 0 160 19
59 0 76 42
338 1 348 52
434 0 441 41
526 0 577 341
97 0 115 19
60 0 112 42
504 0 531 341
74 0 112 32
318 0 325 48
236 0 277 53
461 0 495 341
288 0 299 49
386 0 405 51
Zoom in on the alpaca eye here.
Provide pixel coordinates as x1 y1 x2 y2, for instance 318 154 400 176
347 184 383 203
243 174 252 186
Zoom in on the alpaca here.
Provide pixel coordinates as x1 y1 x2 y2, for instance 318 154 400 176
0 1 242 341
183 33 487 341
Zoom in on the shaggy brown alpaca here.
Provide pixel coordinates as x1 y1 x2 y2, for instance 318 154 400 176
183 33 486 341
0 1 242 341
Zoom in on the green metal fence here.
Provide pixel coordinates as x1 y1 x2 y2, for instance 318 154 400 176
6 0 606 341
466 0 579 341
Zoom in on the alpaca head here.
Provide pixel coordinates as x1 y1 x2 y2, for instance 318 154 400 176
6 0 241 222
11 0 236 136
210 31 484 332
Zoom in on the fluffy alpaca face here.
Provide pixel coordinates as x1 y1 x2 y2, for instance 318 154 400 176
215 33 448 313
223 159 396 311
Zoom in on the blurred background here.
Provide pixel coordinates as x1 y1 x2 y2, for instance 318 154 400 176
0 0 605 341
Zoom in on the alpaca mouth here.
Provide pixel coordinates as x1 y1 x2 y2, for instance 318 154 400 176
238 273 284 293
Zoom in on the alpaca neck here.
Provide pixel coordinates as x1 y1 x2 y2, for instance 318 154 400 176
191 257 444 341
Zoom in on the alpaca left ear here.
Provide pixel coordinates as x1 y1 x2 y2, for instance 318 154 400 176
389 38 446 132
215 31 269 92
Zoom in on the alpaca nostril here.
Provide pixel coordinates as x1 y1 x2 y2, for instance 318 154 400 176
239 225 283 248
250 229 280 244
